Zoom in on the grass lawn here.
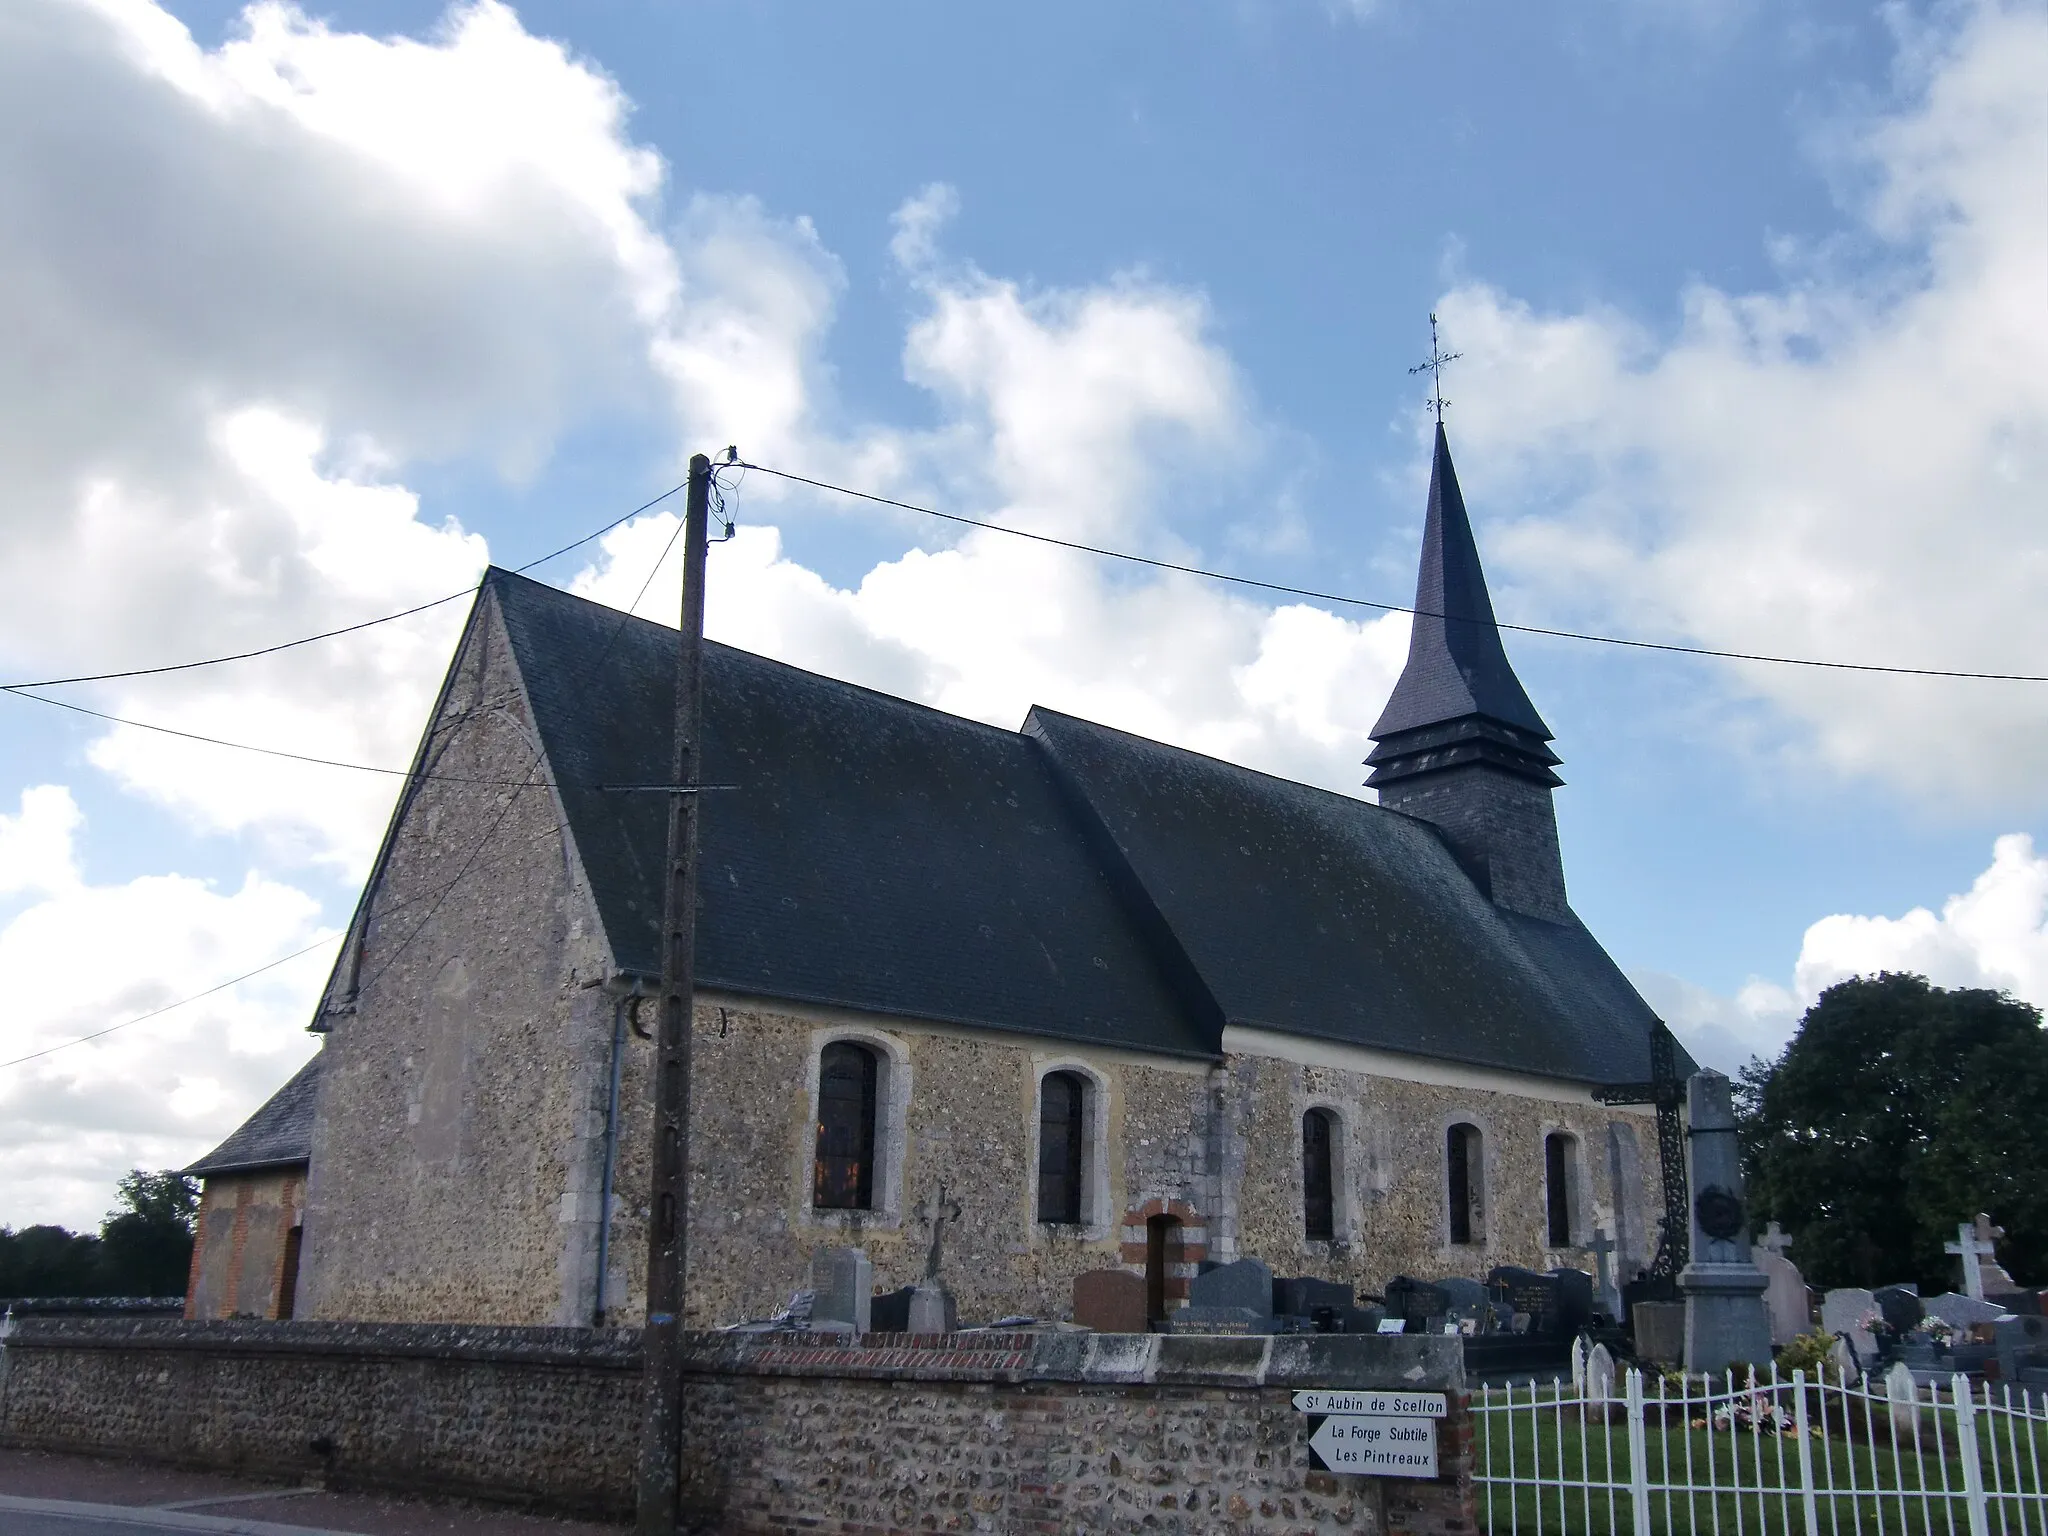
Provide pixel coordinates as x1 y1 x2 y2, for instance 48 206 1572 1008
1474 1388 2048 1535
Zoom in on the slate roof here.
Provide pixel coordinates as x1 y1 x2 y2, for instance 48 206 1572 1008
1027 709 1667 1083
496 572 1211 1059
1372 425 1553 744
484 569 1667 1085
186 1052 321 1176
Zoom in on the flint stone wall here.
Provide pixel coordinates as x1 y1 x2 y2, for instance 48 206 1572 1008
0 1320 1473 1535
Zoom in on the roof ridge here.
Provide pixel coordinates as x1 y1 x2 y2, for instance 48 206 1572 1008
487 565 1043 748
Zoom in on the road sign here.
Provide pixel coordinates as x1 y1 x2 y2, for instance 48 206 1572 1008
1306 1414 1438 1478
1291 1390 1446 1417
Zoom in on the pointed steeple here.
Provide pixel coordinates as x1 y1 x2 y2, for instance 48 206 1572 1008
1368 426 1570 922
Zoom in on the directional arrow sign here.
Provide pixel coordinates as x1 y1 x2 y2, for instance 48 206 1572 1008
1306 1415 1438 1478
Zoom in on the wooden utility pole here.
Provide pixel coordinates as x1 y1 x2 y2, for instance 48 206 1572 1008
634 452 713 1534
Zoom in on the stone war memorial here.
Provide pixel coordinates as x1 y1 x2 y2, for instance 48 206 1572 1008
6 423 1705 1530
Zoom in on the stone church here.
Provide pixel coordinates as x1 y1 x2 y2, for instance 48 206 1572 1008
184 426 1676 1330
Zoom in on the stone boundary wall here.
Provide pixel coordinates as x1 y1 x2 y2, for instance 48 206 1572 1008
0 1320 1474 1534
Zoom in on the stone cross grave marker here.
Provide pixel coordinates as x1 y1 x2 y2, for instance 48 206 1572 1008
1589 1228 1620 1319
912 1183 963 1283
1946 1219 1999 1302
1751 1223 1808 1347
908 1184 964 1335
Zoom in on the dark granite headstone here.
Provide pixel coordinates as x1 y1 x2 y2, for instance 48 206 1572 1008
1437 1276 1493 1331
1273 1276 1353 1320
869 1286 916 1333
1072 1269 1148 1333
1548 1269 1595 1337
1874 1285 1924 1337
1488 1268 1565 1335
1994 1315 2048 1383
1384 1276 1447 1334
1189 1258 1274 1314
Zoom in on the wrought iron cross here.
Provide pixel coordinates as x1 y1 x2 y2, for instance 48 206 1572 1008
1409 312 1462 423
913 1182 962 1283
1594 1020 1689 1280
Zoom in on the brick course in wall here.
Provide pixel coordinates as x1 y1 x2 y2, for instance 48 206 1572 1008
0 1320 1473 1535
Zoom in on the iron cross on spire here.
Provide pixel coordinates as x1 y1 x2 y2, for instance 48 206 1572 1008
1409 312 1462 423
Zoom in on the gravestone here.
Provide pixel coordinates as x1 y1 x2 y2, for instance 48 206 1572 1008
1885 1360 1920 1433
870 1285 916 1334
1678 1072 1772 1373
1272 1276 1354 1332
1072 1269 1148 1333
1993 1315 2048 1384
1487 1267 1593 1340
1971 1214 2026 1301
1384 1276 1447 1334
1585 1341 1617 1401
1176 1257 1275 1333
1632 1301 1685 1364
906 1183 963 1336
1751 1226 1809 1347
1872 1285 1923 1338
1922 1292 2011 1335
810 1247 872 1335
1588 1227 1621 1320
908 1283 958 1334
1821 1287 1878 1366
1436 1276 1494 1334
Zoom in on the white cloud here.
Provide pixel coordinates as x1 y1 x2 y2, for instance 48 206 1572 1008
0 0 681 870
1644 832 2048 1073
0 785 84 898
1434 0 2048 805
575 194 1410 795
0 788 329 1231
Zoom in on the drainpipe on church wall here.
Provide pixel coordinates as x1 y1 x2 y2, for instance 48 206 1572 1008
593 992 629 1327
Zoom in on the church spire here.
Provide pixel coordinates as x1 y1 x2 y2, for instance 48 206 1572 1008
1367 424 1571 922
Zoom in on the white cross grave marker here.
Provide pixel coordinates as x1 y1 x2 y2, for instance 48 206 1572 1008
1759 1221 1793 1258
1944 1219 1999 1301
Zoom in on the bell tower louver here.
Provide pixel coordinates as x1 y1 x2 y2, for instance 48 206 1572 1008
1366 425 1570 923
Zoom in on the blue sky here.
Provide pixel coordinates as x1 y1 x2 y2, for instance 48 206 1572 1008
2 0 2043 1227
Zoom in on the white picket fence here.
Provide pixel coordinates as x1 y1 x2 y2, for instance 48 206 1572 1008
1473 1357 2048 1535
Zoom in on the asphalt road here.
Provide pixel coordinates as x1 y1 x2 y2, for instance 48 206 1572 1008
0 1496 364 1535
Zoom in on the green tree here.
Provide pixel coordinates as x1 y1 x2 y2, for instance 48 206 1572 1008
0 1224 102 1297
1737 973 2048 1292
96 1169 200 1297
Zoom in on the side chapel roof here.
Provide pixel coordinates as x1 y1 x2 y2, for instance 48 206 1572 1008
488 569 1666 1085
185 1051 322 1177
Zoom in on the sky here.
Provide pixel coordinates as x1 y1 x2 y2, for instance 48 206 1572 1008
2 0 2044 1231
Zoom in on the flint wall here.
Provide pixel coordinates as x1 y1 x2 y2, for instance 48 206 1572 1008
0 1319 1475 1535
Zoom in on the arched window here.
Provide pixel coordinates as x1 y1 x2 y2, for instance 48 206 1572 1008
814 1042 878 1210
1037 1071 1087 1225
1545 1131 1579 1247
1302 1109 1337 1241
1447 1122 1483 1245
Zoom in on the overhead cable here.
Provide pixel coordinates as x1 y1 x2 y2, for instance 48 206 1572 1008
737 462 2048 684
0 475 691 692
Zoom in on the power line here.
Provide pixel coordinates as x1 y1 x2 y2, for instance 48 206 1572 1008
0 936 341 1071
346 490 699 1001
0 476 692 693
738 462 2048 685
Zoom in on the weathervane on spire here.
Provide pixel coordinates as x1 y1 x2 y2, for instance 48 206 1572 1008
1409 312 1461 423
